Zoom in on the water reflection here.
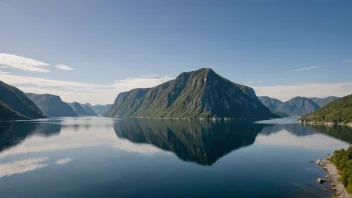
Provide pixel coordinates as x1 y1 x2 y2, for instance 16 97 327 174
1 118 352 165
1 118 351 198
0 122 61 152
114 119 264 165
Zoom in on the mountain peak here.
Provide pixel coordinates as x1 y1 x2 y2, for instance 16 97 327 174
105 69 279 119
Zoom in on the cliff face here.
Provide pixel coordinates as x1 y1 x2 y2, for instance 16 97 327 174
26 93 77 117
105 68 278 119
0 81 45 120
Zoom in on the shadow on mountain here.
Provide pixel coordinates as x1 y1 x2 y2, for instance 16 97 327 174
0 121 62 152
114 119 264 166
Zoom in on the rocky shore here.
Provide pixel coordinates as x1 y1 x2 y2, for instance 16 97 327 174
316 159 352 198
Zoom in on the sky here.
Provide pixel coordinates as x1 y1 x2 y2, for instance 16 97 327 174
0 0 351 105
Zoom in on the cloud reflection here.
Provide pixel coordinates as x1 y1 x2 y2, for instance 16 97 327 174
0 157 48 178
56 158 72 165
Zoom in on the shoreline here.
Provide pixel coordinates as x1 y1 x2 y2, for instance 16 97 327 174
318 159 352 198
297 121 352 128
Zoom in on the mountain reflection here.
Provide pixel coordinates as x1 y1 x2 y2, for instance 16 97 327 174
114 119 352 166
114 119 264 165
0 122 61 152
259 124 317 136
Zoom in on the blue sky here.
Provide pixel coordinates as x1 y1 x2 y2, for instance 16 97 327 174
0 0 351 104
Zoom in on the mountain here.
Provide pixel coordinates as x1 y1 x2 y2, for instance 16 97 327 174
309 96 340 107
0 81 45 120
69 102 87 116
0 101 28 120
91 104 112 115
104 68 279 119
81 103 98 116
275 97 320 116
69 102 97 116
258 96 283 110
300 94 352 124
26 93 77 117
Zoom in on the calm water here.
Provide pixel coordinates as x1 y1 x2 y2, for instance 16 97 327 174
1 117 352 198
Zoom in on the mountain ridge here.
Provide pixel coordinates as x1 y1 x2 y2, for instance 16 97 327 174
259 96 339 116
0 81 46 120
26 93 77 117
105 68 279 119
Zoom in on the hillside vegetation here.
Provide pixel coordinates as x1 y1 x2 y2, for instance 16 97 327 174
300 94 352 123
105 68 278 119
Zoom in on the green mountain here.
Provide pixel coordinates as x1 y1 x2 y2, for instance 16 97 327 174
69 102 97 116
259 96 320 116
92 104 112 115
104 68 279 119
0 101 28 120
258 96 283 110
300 94 352 124
0 81 45 120
275 97 320 116
26 93 77 117
309 96 339 107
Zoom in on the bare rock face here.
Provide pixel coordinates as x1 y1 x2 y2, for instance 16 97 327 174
104 68 280 119
26 93 77 117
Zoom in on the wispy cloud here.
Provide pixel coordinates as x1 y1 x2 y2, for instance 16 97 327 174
0 53 50 72
254 82 352 101
0 66 7 69
285 66 319 73
344 60 352 63
0 72 172 104
55 64 74 71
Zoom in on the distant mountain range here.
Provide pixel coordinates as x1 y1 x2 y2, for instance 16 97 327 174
105 68 279 119
91 104 112 115
309 96 340 107
300 94 352 124
26 93 77 117
69 102 97 116
258 96 339 116
0 69 344 121
0 81 46 120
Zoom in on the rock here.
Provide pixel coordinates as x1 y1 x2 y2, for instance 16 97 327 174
325 175 329 178
324 166 327 169
317 178 324 184
332 187 336 191
316 159 321 165
324 186 328 191
331 182 335 186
